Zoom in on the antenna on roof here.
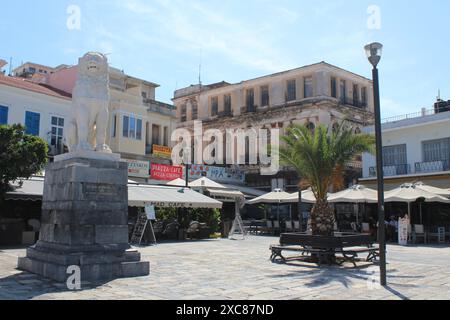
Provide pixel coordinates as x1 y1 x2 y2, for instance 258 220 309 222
437 89 441 101
198 47 203 88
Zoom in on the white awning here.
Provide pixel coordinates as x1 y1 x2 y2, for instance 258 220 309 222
128 185 223 209
189 177 226 189
248 189 295 204
6 177 223 209
5 177 44 201
206 188 245 199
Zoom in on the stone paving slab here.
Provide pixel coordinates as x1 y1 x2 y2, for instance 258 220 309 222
1 236 450 300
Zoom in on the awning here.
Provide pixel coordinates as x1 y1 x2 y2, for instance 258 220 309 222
385 183 450 203
5 177 44 201
128 185 223 209
206 188 244 198
190 177 226 189
6 177 223 209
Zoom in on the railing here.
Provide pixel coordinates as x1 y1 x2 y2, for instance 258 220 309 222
415 160 450 174
143 99 176 116
241 105 257 114
339 98 368 109
382 104 450 124
369 164 411 177
369 161 450 177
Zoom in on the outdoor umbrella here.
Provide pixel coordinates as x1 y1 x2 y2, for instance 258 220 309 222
189 177 227 189
286 189 317 204
385 183 450 224
413 182 450 198
166 178 188 187
248 189 294 224
328 185 378 225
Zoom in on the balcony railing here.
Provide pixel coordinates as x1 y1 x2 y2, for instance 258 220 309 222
340 97 368 109
415 160 450 174
369 161 450 177
241 105 257 114
369 164 411 177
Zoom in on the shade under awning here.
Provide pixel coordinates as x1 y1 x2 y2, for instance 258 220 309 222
128 185 223 209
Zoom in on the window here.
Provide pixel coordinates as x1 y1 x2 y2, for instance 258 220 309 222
112 114 117 137
353 84 359 104
122 115 142 140
224 94 232 115
383 144 407 166
340 80 346 101
142 91 147 99
361 87 367 106
0 105 8 125
331 77 337 98
50 116 64 152
181 104 187 122
163 126 169 146
123 116 129 137
286 80 296 101
192 101 198 120
246 89 255 111
304 77 313 98
25 111 40 136
136 119 142 140
422 138 450 162
152 124 160 145
261 86 269 106
306 122 315 132
211 97 219 116
28 67 36 74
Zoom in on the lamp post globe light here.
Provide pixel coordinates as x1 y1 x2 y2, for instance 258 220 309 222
365 42 387 286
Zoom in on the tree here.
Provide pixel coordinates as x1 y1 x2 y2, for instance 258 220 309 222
279 122 375 236
0 124 48 199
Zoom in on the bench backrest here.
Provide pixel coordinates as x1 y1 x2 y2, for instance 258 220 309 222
280 232 373 249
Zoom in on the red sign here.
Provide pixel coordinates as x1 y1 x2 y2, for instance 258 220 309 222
151 164 183 181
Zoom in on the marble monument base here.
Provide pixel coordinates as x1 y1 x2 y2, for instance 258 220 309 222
17 155 150 283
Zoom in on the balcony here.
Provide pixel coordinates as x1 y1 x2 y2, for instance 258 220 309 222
241 105 257 114
143 99 176 117
339 97 368 109
369 164 411 177
415 160 450 174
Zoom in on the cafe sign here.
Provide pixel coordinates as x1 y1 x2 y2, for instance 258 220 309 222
127 160 150 178
153 145 172 158
151 164 183 181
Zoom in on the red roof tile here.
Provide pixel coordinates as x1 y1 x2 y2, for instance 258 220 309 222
0 75 72 100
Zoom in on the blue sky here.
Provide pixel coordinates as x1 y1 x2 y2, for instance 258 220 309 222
1 0 449 118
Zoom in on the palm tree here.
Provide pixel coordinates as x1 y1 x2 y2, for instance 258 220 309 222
279 122 375 236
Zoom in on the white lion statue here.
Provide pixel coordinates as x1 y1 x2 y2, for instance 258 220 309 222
67 52 112 153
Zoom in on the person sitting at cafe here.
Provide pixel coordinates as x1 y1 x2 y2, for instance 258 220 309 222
387 216 398 241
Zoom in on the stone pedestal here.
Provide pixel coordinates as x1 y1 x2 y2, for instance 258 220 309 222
18 154 150 282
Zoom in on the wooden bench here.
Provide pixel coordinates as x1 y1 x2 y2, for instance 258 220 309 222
270 232 379 267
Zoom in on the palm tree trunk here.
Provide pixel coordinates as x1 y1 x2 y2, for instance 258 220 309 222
311 199 335 236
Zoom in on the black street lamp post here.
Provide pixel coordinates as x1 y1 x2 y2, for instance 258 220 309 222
365 42 387 286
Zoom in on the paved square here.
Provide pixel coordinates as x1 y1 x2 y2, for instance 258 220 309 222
1 236 450 300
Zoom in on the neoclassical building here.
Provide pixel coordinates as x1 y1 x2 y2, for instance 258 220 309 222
173 62 375 192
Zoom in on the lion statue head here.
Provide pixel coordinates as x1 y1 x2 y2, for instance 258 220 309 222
77 52 109 83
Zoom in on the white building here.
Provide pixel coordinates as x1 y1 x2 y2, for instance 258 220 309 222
361 103 450 190
0 74 72 156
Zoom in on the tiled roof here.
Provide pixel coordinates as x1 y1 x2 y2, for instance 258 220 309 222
0 75 72 100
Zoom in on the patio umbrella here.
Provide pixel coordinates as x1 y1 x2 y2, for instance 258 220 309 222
166 178 188 187
413 182 450 198
328 185 378 204
328 185 378 225
189 177 227 189
385 183 450 224
286 189 317 204
248 189 294 225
